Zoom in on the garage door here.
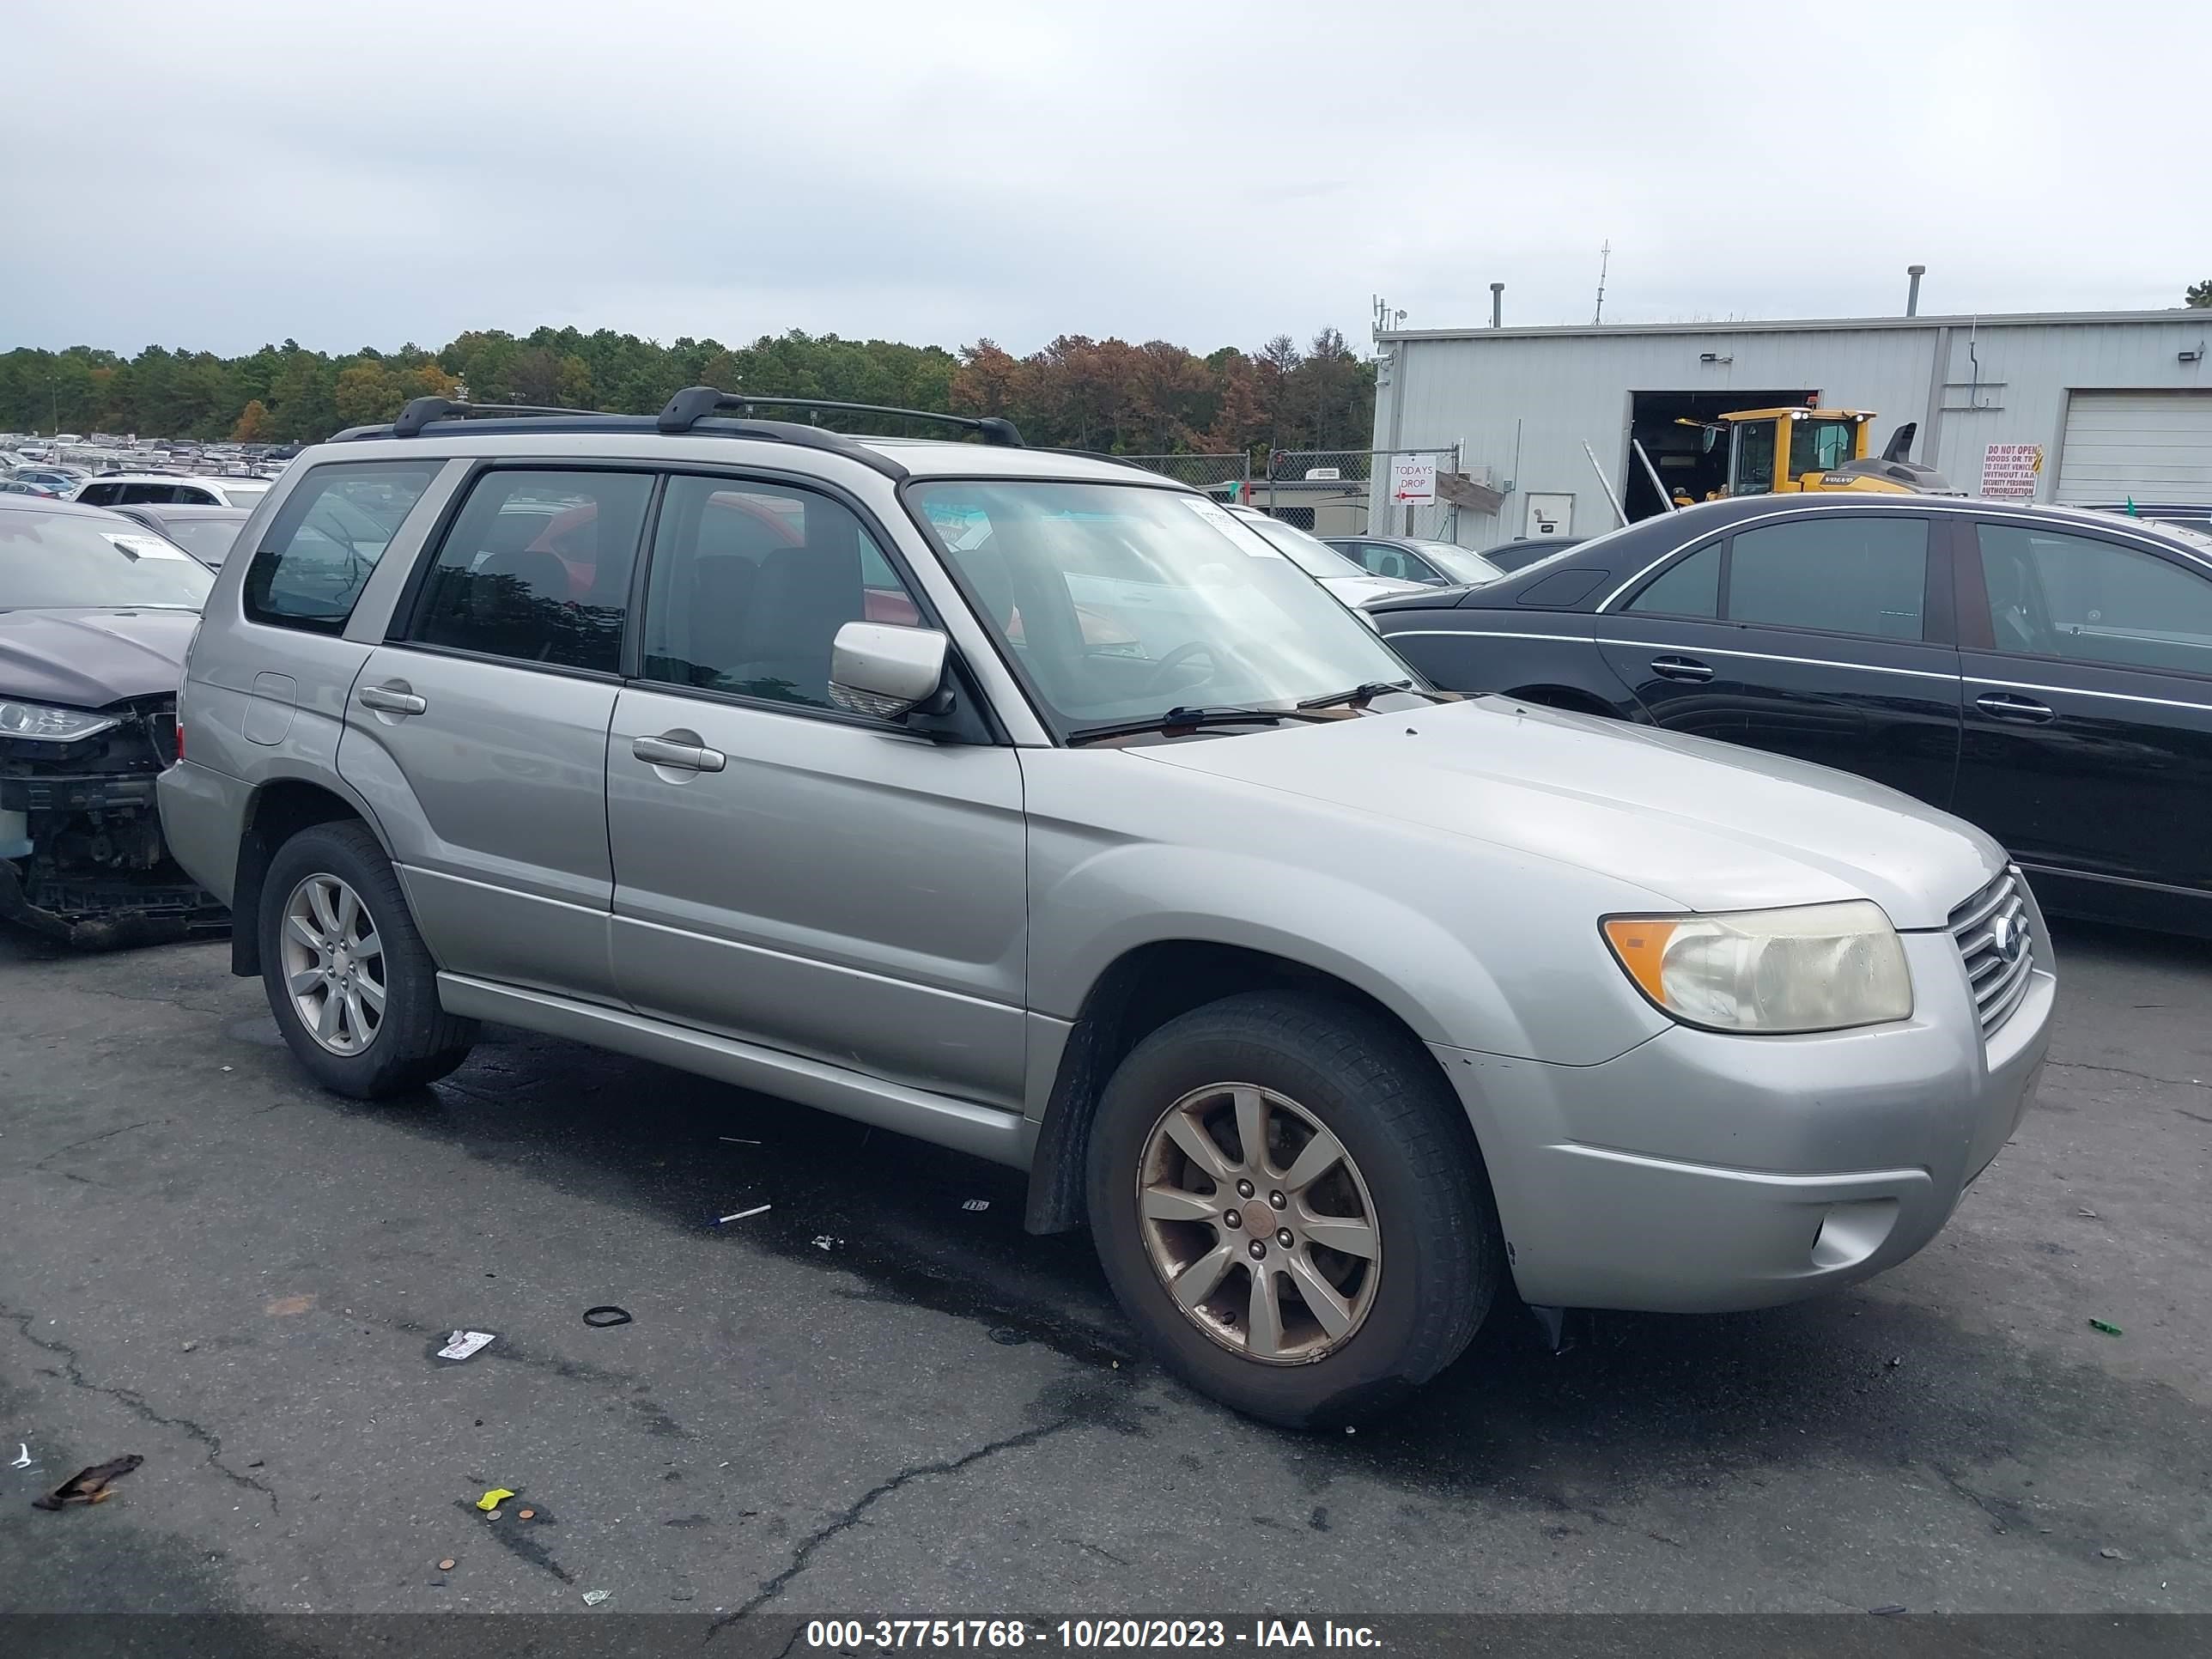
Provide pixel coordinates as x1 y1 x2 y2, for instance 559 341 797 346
2056 391 2212 502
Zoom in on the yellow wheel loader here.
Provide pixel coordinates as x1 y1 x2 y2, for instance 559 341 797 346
1680 407 1957 500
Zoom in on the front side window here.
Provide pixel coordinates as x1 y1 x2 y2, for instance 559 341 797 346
639 476 919 709
0 508 212 610
242 460 441 632
1977 524 2212 676
1730 422 1777 495
1728 517 1928 640
408 470 652 673
910 481 1414 733
1627 542 1722 617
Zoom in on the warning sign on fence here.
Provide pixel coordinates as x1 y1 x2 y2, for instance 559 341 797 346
1980 443 2043 499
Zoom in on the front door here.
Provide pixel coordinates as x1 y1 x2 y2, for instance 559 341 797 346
605 473 1028 1109
337 465 653 1001
1951 516 2212 900
1597 513 1963 806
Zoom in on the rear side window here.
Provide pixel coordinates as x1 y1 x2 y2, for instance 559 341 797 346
406 469 652 673
1626 544 1721 617
76 481 120 506
1728 516 1928 640
242 460 441 633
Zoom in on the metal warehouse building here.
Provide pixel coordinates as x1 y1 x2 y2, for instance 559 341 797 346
1369 307 2212 549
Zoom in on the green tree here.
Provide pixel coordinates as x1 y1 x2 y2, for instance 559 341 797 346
2189 279 2212 308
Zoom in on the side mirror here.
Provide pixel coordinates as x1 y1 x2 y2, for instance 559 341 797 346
828 622 951 720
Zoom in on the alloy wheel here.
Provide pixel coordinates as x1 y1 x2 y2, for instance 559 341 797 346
1135 1082 1382 1364
279 872 386 1056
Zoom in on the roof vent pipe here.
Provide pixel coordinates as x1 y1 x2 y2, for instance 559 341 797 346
1490 283 1504 328
1906 264 1925 318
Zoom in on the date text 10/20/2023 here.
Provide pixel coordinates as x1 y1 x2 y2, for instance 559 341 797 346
804 1621 1382 1650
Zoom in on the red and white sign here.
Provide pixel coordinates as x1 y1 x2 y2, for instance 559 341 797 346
1389 454 1437 505
1980 443 2043 499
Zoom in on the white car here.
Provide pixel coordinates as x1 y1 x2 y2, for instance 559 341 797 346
1224 503 1428 607
72 473 272 510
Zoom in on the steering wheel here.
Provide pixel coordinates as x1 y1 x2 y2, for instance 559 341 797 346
1141 641 1218 696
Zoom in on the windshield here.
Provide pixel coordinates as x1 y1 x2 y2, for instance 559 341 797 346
0 510 214 609
1408 539 1505 584
159 517 245 566
910 481 1416 732
1231 512 1371 580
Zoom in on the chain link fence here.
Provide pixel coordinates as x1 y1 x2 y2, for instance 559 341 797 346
1262 447 1462 540
1115 453 1254 496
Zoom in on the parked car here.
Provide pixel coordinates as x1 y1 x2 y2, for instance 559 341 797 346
159 392 2051 1425
1222 503 1429 607
111 503 251 569
7 468 81 497
1325 534 1506 588
1370 492 2212 936
72 472 272 509
0 496 225 944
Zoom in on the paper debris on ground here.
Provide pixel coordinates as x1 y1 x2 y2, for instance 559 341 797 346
476 1488 515 1512
715 1204 770 1224
582 1590 611 1607
438 1330 497 1361
962 1199 990 1212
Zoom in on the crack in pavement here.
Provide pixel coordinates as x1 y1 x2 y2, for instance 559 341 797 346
707 1413 1086 1637
2045 1059 2210 1095
27 1119 164 1172
1929 1462 2010 1534
0 1305 280 1515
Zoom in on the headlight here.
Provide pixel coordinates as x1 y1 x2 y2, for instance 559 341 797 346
1602 900 1911 1034
0 700 120 743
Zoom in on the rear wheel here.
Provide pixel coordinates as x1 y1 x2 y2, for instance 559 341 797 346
1087 991 1501 1426
259 821 477 1097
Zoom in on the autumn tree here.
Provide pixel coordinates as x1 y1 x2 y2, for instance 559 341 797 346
232 399 274 442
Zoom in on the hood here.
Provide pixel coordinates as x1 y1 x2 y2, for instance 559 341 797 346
1136 696 2004 930
0 607 198 708
1319 574 1426 607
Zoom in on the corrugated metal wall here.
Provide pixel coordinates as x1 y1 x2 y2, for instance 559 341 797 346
1373 313 2212 549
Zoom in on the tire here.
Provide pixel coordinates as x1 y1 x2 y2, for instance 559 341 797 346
258 819 477 1098
1086 990 1501 1428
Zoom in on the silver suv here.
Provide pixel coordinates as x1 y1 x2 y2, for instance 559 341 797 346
159 391 2053 1425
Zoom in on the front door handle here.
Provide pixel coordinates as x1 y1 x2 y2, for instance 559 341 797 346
358 681 428 716
1976 692 2055 724
632 732 728 773
1650 654 1715 683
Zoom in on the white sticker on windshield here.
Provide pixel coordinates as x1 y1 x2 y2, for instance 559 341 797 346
1178 495 1282 556
103 532 188 561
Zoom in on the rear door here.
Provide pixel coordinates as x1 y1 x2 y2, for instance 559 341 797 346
1951 516 2212 897
337 465 653 1002
1596 513 1964 805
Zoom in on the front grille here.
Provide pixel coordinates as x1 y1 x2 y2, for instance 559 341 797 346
1949 866 2036 1036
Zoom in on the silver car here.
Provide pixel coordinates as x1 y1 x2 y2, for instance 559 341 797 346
158 392 2053 1426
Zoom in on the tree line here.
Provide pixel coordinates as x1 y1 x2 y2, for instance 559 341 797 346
0 325 1376 458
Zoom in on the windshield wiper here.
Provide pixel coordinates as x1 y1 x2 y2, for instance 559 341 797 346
1066 704 1306 746
1297 679 1416 710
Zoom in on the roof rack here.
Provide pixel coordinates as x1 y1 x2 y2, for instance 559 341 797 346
391 397 608 439
656 388 1024 447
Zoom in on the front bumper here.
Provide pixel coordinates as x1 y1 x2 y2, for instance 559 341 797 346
1437 926 2054 1313
0 765 226 946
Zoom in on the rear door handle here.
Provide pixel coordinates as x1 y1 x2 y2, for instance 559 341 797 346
358 681 428 716
632 732 727 773
1649 654 1714 683
1976 692 2055 724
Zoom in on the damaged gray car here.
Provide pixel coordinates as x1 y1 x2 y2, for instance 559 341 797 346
0 495 225 945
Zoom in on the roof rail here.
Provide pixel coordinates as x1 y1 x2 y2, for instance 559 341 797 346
657 387 1024 447
391 397 616 439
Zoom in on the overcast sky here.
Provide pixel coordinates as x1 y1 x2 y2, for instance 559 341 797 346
7 2 2205 358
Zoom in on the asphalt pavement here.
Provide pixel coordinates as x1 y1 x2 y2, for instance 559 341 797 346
1 916 2207 1620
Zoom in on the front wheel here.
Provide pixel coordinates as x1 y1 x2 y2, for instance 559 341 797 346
1086 991 1501 1426
259 820 477 1098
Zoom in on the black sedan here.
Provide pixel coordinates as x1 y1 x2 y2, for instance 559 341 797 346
1370 493 2212 935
